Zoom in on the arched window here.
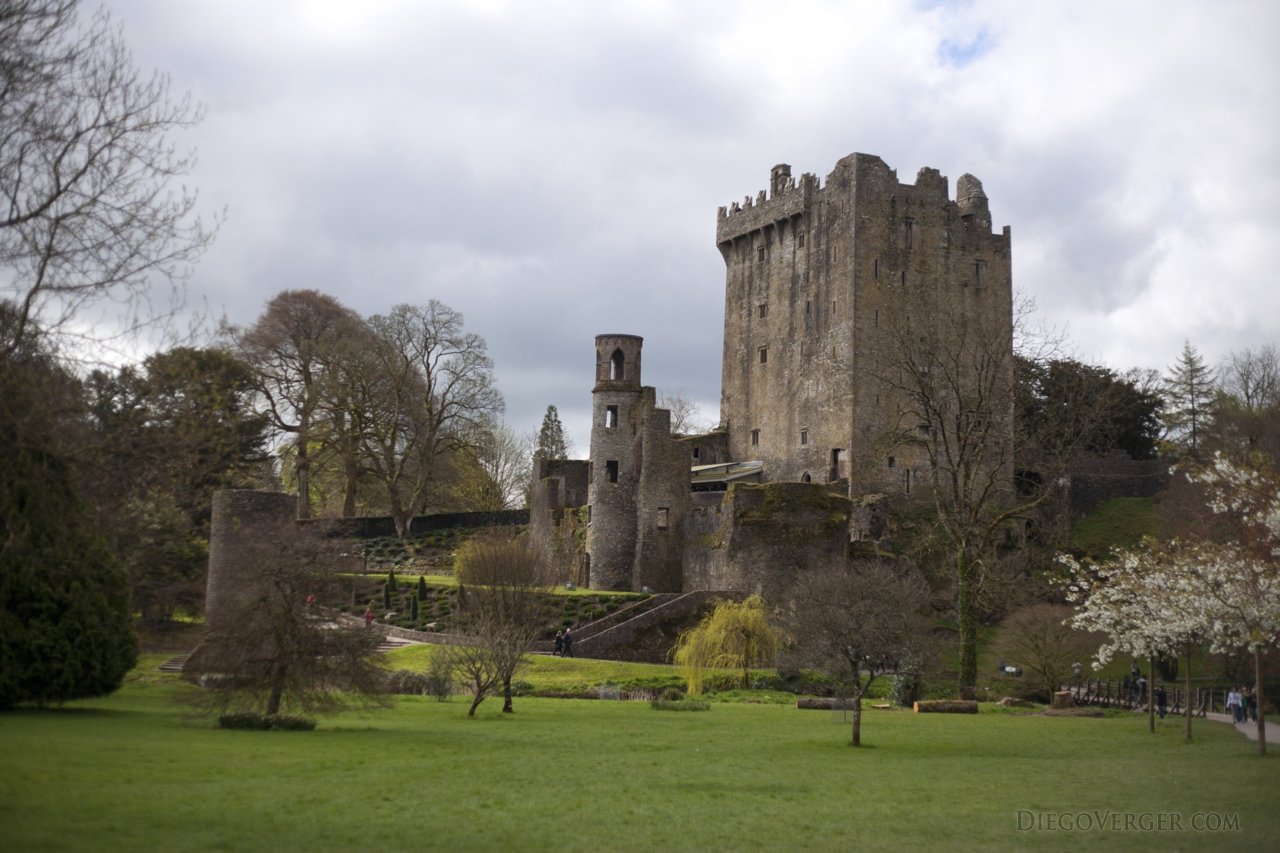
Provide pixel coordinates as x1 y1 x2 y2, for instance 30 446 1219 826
801 472 811 483
610 348 625 381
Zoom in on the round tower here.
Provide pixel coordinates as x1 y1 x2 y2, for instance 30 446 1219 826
587 334 644 590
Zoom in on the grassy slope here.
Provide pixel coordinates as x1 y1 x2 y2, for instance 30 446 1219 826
1 678 1276 852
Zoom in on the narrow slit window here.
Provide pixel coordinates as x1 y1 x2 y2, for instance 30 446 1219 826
605 405 618 428
797 233 806 248
656 507 669 530
758 303 767 319
758 246 765 262
758 346 768 365
750 429 760 447
800 429 809 446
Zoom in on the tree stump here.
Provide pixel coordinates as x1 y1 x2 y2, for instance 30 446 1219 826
1051 691 1074 710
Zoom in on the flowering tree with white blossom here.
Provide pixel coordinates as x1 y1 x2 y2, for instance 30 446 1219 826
1061 541 1206 740
1062 453 1280 753
1183 455 1280 754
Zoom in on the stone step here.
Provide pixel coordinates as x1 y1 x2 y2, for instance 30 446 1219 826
158 653 190 673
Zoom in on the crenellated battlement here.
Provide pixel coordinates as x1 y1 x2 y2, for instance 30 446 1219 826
716 163 820 244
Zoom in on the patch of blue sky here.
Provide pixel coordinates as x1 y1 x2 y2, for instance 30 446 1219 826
937 28 994 68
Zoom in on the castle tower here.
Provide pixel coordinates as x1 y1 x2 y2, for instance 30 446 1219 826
715 153 1013 499
587 334 645 590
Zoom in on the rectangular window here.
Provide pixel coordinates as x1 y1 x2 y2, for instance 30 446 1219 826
657 507 669 530
887 456 895 468
758 346 768 365
797 233 806 248
605 405 618 428
800 429 809 446
751 429 760 447
758 303 767 319
874 258 880 280
904 218 915 250
904 469 912 495
691 446 700 460
758 246 765 262
606 460 619 483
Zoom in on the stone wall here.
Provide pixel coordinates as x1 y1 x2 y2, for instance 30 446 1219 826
527 458 590 585
682 482 851 598
315 509 528 539
1068 452 1171 519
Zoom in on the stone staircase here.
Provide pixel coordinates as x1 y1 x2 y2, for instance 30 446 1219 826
157 653 190 673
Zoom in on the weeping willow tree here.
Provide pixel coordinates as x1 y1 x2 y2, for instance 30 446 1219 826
671 595 780 695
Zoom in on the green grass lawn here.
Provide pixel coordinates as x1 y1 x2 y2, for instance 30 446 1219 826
1 668 1276 852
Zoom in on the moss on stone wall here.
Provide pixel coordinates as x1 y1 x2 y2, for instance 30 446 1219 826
730 482 851 542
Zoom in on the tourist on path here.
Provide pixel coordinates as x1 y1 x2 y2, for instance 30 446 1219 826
1226 687 1242 722
553 631 564 656
1155 684 1167 719
562 627 574 658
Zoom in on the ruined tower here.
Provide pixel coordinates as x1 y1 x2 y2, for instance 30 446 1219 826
586 334 689 592
715 153 1013 498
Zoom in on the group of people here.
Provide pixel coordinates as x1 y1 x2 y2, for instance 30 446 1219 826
1226 686 1259 724
553 628 574 657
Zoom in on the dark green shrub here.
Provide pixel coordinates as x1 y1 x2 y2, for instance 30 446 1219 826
425 654 453 701
417 576 428 599
218 712 271 730
658 686 686 702
385 670 430 695
650 699 711 711
267 715 316 731
383 582 392 610
0 373 138 709
410 594 419 621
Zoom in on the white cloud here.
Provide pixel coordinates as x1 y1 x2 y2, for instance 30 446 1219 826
98 0 1280 450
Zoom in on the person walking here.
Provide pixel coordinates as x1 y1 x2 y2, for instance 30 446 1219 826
1155 684 1167 719
562 626 574 658
1226 687 1241 723
553 630 564 656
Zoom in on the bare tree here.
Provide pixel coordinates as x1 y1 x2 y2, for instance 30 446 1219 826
1 0 217 359
230 290 365 518
1219 345 1280 414
779 559 934 746
451 533 550 715
657 389 713 436
185 520 388 719
358 302 504 537
471 422 533 509
993 603 1099 702
872 296 1105 693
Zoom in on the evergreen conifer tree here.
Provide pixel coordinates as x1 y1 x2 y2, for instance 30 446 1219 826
535 405 570 460
1162 341 1217 456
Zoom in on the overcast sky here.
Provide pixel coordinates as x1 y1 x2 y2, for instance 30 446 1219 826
101 0 1280 454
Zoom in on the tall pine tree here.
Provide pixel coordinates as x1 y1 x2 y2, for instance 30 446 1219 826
535 405 571 460
1162 340 1216 457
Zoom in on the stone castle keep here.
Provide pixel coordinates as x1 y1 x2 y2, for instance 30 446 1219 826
530 151 1013 596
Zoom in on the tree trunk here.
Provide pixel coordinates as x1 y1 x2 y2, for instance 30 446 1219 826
851 699 862 747
266 662 286 716
1254 647 1267 755
503 677 514 713
468 693 483 717
295 434 312 519
1184 647 1193 743
956 550 977 692
1147 654 1155 733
